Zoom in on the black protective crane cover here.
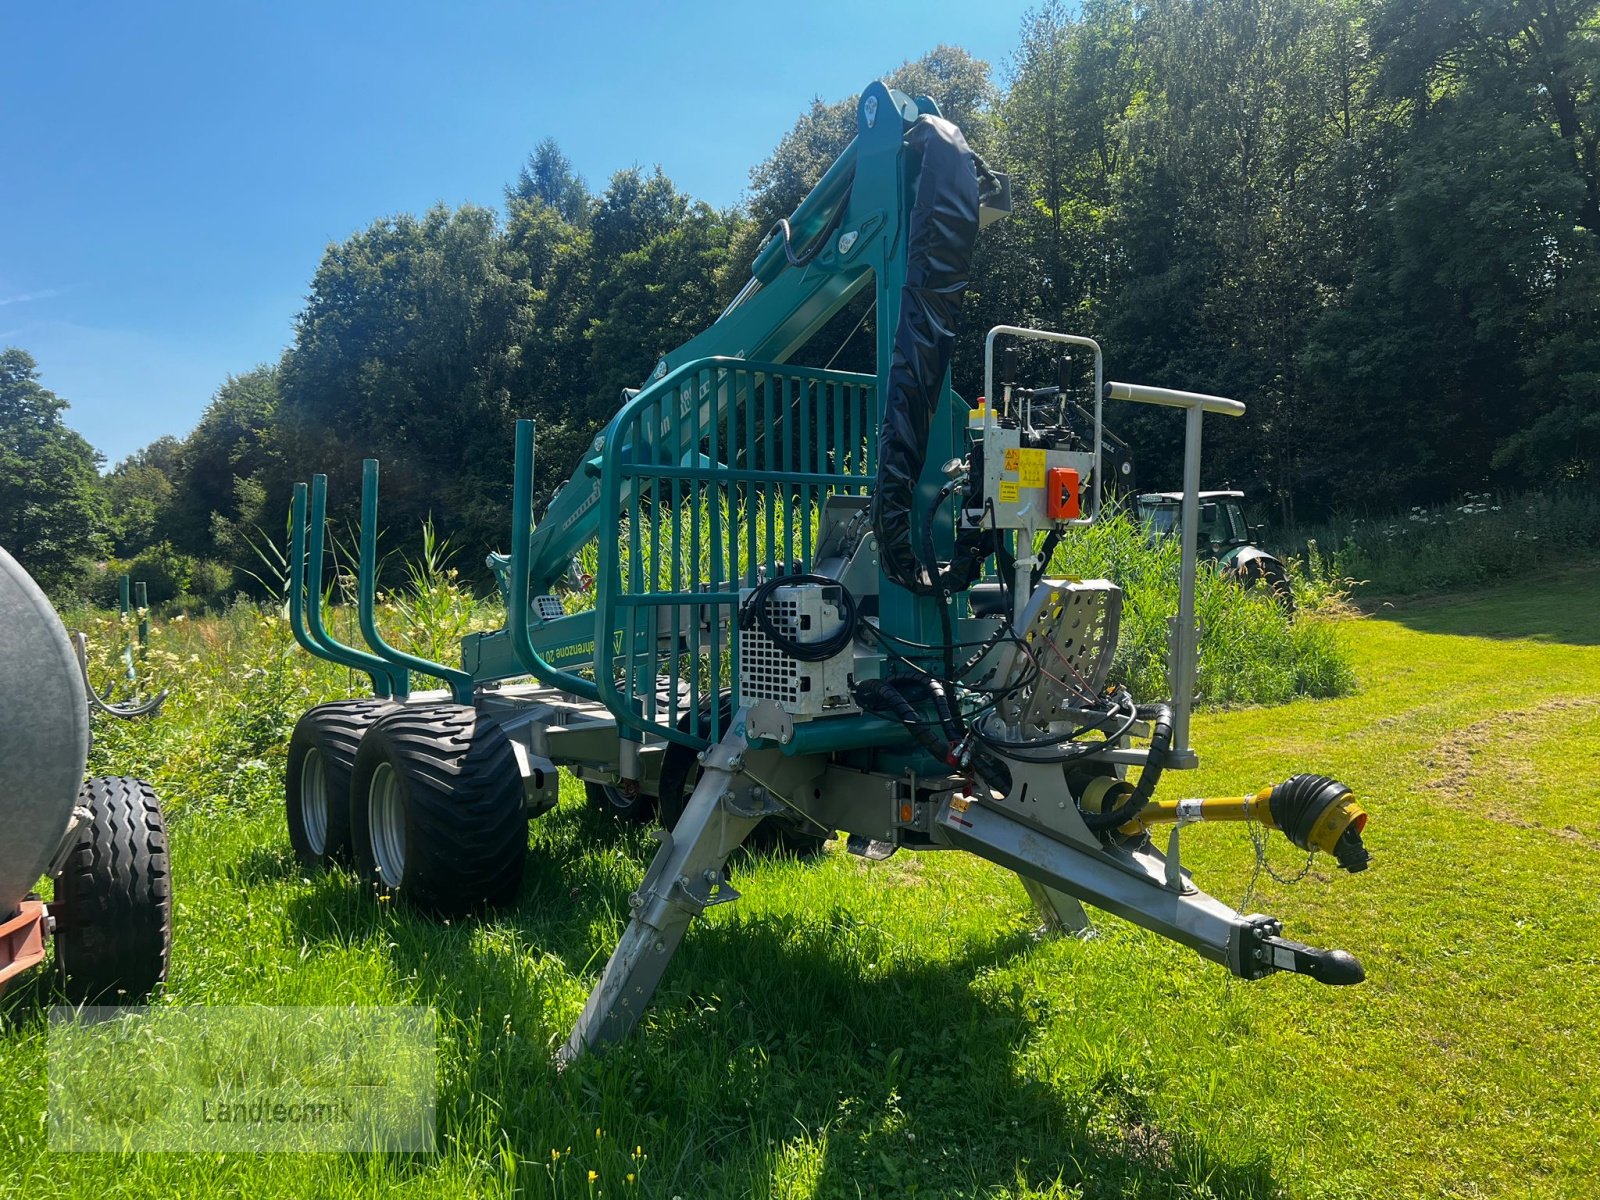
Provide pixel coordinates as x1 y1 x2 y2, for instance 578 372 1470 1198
871 115 981 595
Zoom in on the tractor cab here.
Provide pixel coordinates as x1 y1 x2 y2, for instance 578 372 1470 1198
1137 490 1253 552
1136 490 1294 610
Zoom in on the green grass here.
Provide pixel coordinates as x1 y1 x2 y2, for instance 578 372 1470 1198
1048 511 1354 705
5 569 1599 1197
1283 486 1600 597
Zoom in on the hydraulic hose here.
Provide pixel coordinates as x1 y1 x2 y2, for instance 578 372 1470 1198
1078 703 1172 833
853 678 952 764
872 116 981 593
854 675 1011 797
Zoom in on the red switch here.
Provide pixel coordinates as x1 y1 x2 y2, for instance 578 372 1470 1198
1046 467 1080 519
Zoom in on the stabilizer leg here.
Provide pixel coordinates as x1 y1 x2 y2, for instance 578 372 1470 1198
559 733 763 1063
1018 876 1091 936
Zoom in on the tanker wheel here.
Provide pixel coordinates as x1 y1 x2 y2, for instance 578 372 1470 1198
656 703 829 860
52 777 172 1004
285 699 396 869
350 704 527 916
584 779 655 824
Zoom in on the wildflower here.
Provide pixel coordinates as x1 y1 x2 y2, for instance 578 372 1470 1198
552 1149 560 1161
627 1174 635 1184
588 1170 598 1182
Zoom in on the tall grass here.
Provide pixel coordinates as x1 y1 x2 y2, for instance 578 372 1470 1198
1047 511 1354 705
56 532 503 820
388 517 501 663
1283 486 1600 596
58 491 1354 776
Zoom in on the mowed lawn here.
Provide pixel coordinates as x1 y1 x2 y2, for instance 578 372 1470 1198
2 568 1598 1199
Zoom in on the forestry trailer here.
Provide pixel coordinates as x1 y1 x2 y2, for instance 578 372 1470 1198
282 81 1371 1061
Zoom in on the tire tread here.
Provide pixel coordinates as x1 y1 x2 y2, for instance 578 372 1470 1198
352 704 526 915
286 698 395 867
54 776 171 1004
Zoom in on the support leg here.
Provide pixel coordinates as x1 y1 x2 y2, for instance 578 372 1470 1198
1018 875 1091 936
559 734 762 1063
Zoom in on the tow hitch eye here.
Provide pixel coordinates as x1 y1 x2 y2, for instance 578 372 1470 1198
1244 919 1366 986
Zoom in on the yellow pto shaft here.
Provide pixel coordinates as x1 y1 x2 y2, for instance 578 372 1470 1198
1084 773 1370 872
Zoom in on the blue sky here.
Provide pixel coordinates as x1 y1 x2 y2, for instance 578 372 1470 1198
1 0 1033 466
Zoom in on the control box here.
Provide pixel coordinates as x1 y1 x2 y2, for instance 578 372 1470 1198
975 423 1094 532
737 582 859 719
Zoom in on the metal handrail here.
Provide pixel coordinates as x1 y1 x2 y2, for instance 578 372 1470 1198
1101 376 1247 767
1105 380 1246 417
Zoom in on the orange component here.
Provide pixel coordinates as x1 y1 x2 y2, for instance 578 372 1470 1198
899 802 914 824
1046 467 1081 520
0 899 48 995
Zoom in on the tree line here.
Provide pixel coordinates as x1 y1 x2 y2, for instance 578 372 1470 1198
5 0 1595 601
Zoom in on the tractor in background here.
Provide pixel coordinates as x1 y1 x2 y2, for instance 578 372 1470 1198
1137 489 1296 612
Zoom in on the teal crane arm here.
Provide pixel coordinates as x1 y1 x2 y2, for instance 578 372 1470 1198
515 82 932 599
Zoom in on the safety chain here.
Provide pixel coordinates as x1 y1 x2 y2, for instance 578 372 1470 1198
1236 814 1316 914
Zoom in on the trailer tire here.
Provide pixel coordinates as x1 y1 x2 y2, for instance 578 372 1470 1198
350 704 527 915
584 780 654 824
286 699 395 869
53 777 171 1004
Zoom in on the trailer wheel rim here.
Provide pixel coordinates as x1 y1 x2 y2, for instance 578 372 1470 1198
369 763 406 888
300 748 329 857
